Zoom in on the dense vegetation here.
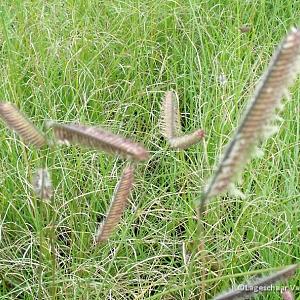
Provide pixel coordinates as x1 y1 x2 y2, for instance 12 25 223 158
0 1 299 299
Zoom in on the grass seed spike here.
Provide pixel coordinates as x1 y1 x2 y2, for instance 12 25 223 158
160 91 205 149
32 168 53 200
169 129 205 149
198 28 300 214
0 102 47 148
160 91 182 139
48 122 149 161
96 164 134 243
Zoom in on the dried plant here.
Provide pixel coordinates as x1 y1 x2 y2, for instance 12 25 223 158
32 168 53 200
169 129 205 149
160 91 182 139
47 121 149 161
0 102 47 148
198 28 300 213
213 264 299 300
160 91 205 149
95 164 134 244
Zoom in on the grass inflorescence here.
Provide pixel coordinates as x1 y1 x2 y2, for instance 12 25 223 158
0 1 299 299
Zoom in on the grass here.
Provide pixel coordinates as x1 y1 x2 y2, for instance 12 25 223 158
0 0 299 299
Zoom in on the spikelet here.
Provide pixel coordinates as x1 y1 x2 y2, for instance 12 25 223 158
160 91 205 148
213 264 299 300
32 168 53 200
169 129 205 149
160 91 182 139
0 102 47 148
95 164 134 243
47 122 149 161
199 28 300 212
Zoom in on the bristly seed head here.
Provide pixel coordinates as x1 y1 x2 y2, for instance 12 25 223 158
198 28 300 214
160 91 205 149
282 289 294 300
95 164 134 244
48 122 149 161
160 91 182 139
32 168 53 200
0 102 47 148
169 129 205 149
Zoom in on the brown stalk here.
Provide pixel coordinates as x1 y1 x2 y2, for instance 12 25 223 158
95 164 134 244
47 122 149 161
0 102 47 148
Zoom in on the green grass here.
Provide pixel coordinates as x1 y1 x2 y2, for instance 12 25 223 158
0 0 299 299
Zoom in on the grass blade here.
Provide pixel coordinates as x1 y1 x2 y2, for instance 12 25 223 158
0 102 47 148
95 164 134 244
48 122 149 161
199 28 300 212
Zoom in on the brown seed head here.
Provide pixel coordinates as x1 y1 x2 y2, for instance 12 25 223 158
95 164 134 244
0 102 46 148
48 122 149 161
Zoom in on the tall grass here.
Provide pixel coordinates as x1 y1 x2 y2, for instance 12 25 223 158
0 1 299 299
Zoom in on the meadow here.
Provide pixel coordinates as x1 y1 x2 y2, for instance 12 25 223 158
0 1 299 299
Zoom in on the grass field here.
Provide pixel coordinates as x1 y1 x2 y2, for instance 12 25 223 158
0 0 299 299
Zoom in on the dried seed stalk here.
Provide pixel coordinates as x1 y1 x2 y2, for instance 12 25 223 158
0 102 47 148
96 164 134 243
213 264 298 300
169 129 205 149
48 122 149 161
160 91 182 139
199 28 300 212
160 91 204 148
32 168 53 200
